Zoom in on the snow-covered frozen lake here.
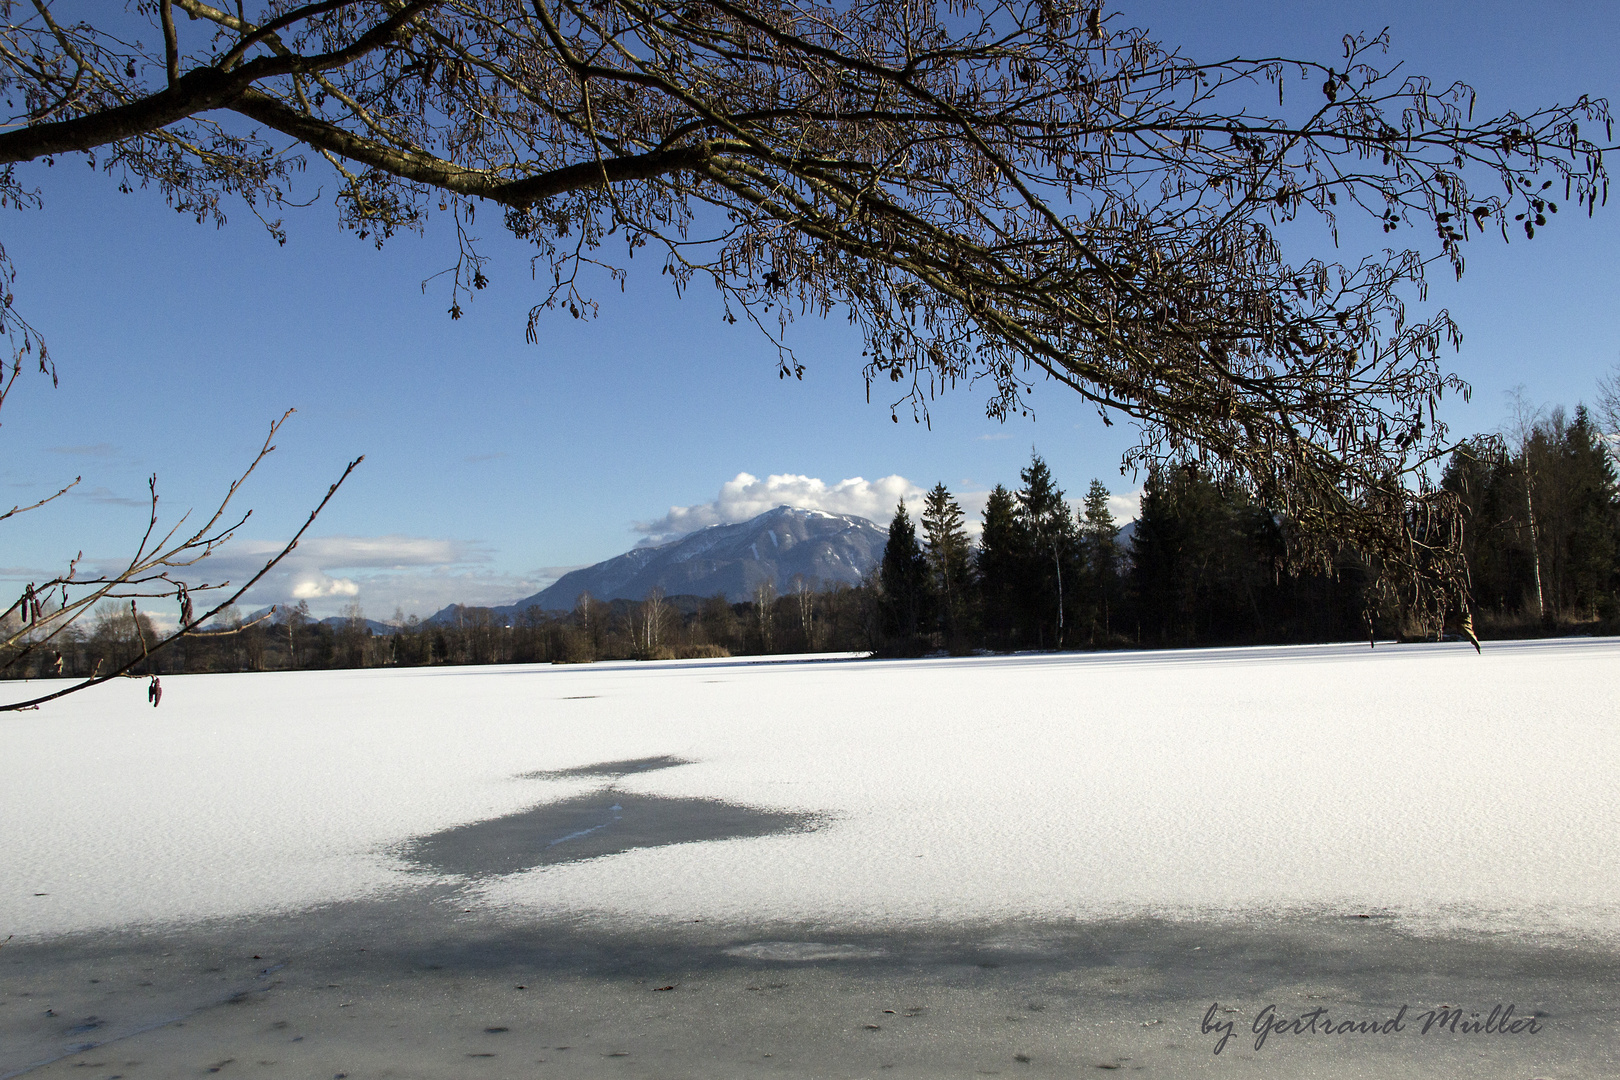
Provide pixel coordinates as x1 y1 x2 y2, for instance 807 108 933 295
4 638 1617 943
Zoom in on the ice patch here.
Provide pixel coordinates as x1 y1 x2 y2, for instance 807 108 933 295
402 792 818 878
547 805 621 847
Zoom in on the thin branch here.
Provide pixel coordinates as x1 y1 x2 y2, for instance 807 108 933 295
0 475 79 524
1 455 363 712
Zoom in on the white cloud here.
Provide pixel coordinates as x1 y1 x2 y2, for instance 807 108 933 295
634 472 927 544
153 534 529 622
4 531 561 627
290 569 545 621
954 489 990 540
290 573 360 599
632 473 1144 549
260 535 465 568
1108 487 1144 524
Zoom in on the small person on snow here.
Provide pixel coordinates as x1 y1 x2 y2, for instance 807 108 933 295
148 676 162 708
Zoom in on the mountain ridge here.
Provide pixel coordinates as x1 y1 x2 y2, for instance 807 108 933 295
429 505 890 621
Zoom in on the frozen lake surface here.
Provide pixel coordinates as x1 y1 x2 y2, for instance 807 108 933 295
4 638 1618 943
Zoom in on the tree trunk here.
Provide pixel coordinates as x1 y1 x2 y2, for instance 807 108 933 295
1525 471 1546 620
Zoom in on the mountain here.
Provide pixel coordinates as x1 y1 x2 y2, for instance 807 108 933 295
240 608 397 635
423 504 1136 623
318 615 397 635
450 506 890 618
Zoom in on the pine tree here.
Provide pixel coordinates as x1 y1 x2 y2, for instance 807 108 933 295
1556 407 1619 618
1128 467 1176 645
1129 466 1283 645
1079 479 1121 645
975 485 1023 650
1016 452 1080 649
880 502 930 653
920 483 974 652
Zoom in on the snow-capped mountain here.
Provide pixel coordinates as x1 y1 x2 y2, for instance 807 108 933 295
496 505 889 613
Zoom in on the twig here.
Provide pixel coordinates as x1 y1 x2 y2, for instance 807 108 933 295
1 455 363 711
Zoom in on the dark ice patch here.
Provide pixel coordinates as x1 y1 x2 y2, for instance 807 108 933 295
518 755 692 781
402 793 817 877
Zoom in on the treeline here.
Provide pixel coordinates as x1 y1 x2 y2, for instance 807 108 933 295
872 411 1619 654
873 452 1377 655
13 584 887 678
2 600 385 681
0 452 1416 680
1442 405 1619 633
7 408 1618 681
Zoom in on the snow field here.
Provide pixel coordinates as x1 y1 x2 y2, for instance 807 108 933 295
2 639 1617 941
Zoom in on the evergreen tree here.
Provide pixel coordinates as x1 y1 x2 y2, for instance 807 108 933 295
921 483 975 652
1128 467 1177 645
1079 479 1121 645
1016 453 1080 649
880 502 930 653
1443 407 1620 632
1441 440 1527 615
1560 407 1620 618
1129 466 1284 645
975 485 1023 650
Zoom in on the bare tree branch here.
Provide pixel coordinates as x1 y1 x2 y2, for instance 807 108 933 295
0 474 78 524
0 1 1611 632
2 450 363 712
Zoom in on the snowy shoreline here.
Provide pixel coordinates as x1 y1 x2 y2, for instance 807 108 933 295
5 637 1617 944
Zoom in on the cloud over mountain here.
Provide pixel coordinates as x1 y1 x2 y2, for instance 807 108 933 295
634 472 924 545
471 505 891 616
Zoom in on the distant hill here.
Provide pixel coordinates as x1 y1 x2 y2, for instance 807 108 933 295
1117 518 1137 550
318 615 396 636
431 505 890 621
234 607 396 635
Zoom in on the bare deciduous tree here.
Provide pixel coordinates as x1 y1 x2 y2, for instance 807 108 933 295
1 410 361 710
790 573 818 650
752 579 776 651
0 1 1612 633
1597 363 1620 466
1504 387 1548 622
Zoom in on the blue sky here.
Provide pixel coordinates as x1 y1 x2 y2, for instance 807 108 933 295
2 0 1616 621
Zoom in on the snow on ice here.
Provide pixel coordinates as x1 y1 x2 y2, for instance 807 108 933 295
3 638 1617 942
